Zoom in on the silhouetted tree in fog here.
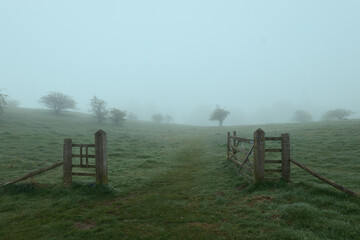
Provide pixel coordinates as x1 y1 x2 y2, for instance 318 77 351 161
165 115 173 123
127 112 138 121
322 109 353 121
152 114 164 122
292 110 312 122
0 90 7 116
7 99 20 108
39 92 76 114
210 106 230 126
90 96 108 123
110 108 126 125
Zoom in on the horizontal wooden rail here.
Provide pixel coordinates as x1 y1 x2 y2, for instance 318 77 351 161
228 136 253 144
72 164 96 168
72 154 95 158
265 160 282 164
290 159 359 197
265 137 282 141
265 169 282 173
72 144 95 148
72 172 96 177
0 162 63 187
265 149 282 152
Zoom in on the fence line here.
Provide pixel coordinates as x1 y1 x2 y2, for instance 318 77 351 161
227 128 290 184
290 158 359 197
227 128 359 197
0 162 63 187
0 130 108 187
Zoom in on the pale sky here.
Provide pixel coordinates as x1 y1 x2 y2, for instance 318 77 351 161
1 1 360 125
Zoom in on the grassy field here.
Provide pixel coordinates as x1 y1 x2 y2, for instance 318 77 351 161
0 108 360 239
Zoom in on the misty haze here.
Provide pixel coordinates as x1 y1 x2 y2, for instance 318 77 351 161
1 1 360 239
1 1 359 125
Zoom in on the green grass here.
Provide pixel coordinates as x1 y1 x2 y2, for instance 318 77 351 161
0 108 360 239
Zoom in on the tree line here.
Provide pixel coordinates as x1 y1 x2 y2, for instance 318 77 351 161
0 90 356 125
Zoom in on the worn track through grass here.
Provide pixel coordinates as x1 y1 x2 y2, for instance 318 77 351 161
1 109 360 239
107 137 229 239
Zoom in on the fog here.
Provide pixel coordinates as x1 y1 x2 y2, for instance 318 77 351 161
1 1 360 126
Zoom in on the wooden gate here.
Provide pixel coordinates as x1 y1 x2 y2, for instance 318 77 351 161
227 128 290 184
63 130 108 186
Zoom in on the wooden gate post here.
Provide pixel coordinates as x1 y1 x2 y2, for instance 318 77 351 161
227 132 230 160
63 138 73 186
95 130 108 185
254 128 265 184
281 133 290 181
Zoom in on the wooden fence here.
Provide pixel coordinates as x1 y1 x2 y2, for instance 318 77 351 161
227 128 359 196
1 130 108 187
227 131 254 182
63 129 108 186
227 128 290 184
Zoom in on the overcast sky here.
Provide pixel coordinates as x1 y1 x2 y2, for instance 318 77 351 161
1 1 360 125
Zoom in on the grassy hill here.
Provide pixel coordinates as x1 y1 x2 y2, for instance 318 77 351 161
0 108 359 239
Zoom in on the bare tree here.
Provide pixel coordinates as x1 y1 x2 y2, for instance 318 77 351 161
292 110 312 123
165 115 173 123
152 114 164 122
7 99 20 108
110 108 126 125
323 109 353 121
90 96 108 123
0 90 7 116
210 106 230 126
127 112 138 121
39 92 76 114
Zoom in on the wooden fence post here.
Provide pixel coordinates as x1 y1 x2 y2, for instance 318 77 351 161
63 138 72 186
281 133 290 181
95 130 108 185
227 132 230 160
233 131 236 147
254 128 265 184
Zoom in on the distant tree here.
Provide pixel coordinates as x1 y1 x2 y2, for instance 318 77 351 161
110 108 126 125
292 110 312 123
7 99 20 108
210 106 230 126
39 92 76 114
322 109 353 121
152 114 164 122
127 112 138 121
90 96 108 123
165 115 173 123
0 90 7 115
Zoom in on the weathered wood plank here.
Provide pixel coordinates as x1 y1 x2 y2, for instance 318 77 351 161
95 130 108 185
1 162 63 187
63 138 72 186
228 136 253 144
265 160 282 164
72 154 95 158
265 149 282 152
281 133 291 181
265 169 282 173
290 159 359 197
72 164 96 168
265 137 282 141
72 144 95 147
72 172 96 177
227 132 230 160
254 128 265 184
